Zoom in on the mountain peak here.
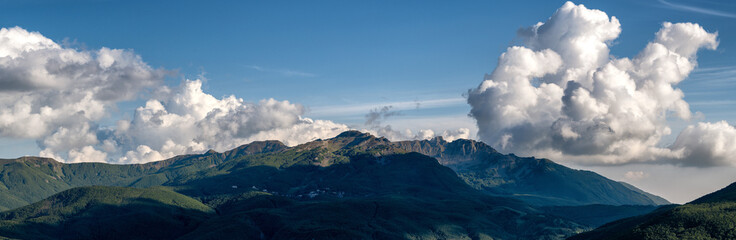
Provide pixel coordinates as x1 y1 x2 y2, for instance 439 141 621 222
334 130 374 139
224 140 288 157
327 130 391 150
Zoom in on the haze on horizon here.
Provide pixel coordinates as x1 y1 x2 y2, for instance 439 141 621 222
0 0 735 204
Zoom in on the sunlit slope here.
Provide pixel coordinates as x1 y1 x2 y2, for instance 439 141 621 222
0 141 287 210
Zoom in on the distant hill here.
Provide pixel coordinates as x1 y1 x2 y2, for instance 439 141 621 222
393 136 669 206
569 181 736 240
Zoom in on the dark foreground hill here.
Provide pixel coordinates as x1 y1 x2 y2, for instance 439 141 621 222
0 186 213 240
569 181 736 240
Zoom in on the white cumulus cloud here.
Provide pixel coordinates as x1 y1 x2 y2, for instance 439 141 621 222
668 121 736 167
468 2 730 167
0 27 165 139
109 79 350 163
56 79 350 164
0 26 350 163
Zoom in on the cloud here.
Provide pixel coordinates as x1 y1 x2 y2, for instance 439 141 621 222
0 26 349 163
658 0 736 19
365 106 401 127
246 65 316 77
441 128 471 142
307 97 465 118
624 171 649 181
668 121 736 167
468 2 729 167
0 26 165 139
81 79 349 164
0 26 474 163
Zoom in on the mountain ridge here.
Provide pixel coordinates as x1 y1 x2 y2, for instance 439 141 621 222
0 130 667 210
390 133 669 206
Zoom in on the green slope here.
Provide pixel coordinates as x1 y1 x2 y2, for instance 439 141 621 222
569 182 736 240
0 186 213 240
0 141 287 210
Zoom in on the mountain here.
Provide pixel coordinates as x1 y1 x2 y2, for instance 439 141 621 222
0 137 588 239
0 131 670 239
0 131 666 210
393 136 669 206
569 181 736 240
0 186 213 240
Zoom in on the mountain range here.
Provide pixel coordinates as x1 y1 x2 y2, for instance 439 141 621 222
0 131 675 239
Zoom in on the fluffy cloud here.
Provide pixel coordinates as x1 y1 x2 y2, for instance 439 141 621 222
0 26 349 163
669 121 736 167
108 80 349 163
0 27 164 139
48 79 350 164
468 2 730 166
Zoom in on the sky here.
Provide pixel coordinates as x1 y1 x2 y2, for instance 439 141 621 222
0 0 734 203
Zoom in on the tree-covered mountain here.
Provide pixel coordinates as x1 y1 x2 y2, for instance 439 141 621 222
0 131 666 210
0 138 588 239
569 181 736 240
0 131 672 239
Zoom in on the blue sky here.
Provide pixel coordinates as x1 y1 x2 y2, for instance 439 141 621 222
0 0 735 203
1 0 733 124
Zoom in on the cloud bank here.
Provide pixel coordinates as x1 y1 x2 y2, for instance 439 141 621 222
0 26 348 163
468 2 735 167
